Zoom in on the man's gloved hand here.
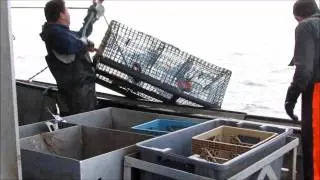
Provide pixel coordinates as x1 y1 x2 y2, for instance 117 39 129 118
285 84 300 121
88 1 105 21
87 39 96 52
87 39 95 49
80 37 95 51
285 101 299 121
95 3 105 19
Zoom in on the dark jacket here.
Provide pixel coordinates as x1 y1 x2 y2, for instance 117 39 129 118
40 23 95 92
290 13 320 92
287 13 320 180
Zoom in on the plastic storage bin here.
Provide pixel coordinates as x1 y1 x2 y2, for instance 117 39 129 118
131 118 199 136
136 118 292 179
124 137 299 180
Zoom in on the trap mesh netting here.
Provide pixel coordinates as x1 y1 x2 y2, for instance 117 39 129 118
94 20 232 108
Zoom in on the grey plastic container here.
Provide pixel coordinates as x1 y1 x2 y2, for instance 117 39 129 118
19 107 207 138
136 118 293 180
20 125 152 180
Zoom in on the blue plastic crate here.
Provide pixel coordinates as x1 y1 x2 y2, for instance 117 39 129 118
131 119 199 136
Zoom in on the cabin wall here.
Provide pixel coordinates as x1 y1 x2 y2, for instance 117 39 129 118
16 83 56 125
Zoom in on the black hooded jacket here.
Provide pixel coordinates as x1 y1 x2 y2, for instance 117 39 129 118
286 13 320 104
290 13 320 91
40 23 95 92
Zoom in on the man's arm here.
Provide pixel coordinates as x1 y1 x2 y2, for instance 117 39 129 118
291 22 315 91
78 2 104 38
51 26 86 54
285 22 315 120
78 4 98 37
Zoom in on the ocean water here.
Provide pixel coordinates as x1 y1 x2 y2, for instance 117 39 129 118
10 1 307 119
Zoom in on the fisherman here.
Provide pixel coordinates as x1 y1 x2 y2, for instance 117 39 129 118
40 0 104 115
284 0 320 179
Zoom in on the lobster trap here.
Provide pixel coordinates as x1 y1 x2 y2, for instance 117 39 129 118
94 20 232 108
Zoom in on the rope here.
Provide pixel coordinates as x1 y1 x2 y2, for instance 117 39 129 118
27 66 48 82
11 6 88 10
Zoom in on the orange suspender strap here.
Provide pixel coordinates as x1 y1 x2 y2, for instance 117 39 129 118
312 83 320 180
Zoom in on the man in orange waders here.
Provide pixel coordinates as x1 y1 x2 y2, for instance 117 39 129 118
285 0 320 179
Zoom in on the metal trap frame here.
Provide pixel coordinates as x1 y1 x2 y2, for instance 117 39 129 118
94 20 232 108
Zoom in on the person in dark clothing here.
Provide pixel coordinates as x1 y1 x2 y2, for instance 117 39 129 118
40 0 103 115
285 0 320 179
